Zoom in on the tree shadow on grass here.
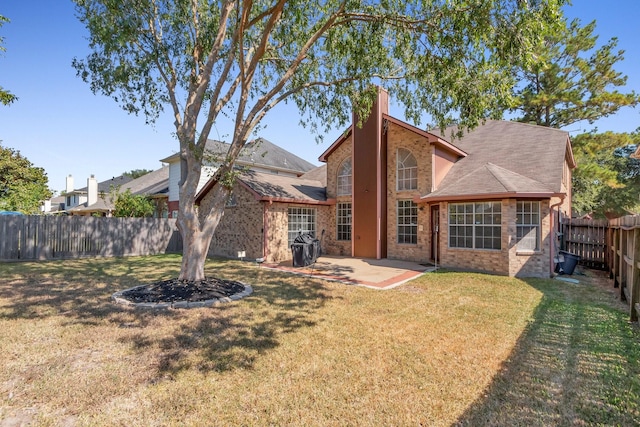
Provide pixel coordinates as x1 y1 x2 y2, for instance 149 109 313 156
167 261 332 375
0 255 183 325
454 273 640 427
0 255 334 375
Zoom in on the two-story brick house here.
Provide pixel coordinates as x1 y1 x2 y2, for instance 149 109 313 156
197 87 575 278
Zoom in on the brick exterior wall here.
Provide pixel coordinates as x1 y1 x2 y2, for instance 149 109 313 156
264 203 332 262
199 183 265 261
385 122 432 262
437 198 554 277
196 115 570 278
507 199 552 278
323 138 352 257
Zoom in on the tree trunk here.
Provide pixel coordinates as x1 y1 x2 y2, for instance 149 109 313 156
176 175 230 282
178 226 210 281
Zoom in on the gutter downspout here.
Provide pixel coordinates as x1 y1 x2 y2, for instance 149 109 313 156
550 196 565 276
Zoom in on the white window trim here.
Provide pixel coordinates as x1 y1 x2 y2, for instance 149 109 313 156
337 158 352 196
396 148 418 192
516 201 541 252
397 200 418 245
448 202 502 250
288 207 317 247
336 202 352 241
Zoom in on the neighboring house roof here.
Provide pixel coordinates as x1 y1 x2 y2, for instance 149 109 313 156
161 138 316 175
122 167 170 197
194 138 317 201
68 167 169 214
68 197 112 214
71 175 135 195
47 195 66 213
422 120 573 202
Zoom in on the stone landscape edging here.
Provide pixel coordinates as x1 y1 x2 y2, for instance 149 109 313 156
111 283 253 309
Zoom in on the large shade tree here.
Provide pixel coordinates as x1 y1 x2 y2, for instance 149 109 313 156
510 16 640 128
73 0 562 281
0 15 18 106
0 143 52 213
572 130 640 218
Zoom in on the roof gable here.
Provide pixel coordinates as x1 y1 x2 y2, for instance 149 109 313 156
433 120 572 195
196 170 328 205
161 138 316 175
422 163 555 202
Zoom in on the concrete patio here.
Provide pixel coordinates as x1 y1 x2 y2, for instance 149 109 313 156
263 256 436 289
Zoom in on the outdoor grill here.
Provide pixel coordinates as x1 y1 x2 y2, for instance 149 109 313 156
291 233 321 267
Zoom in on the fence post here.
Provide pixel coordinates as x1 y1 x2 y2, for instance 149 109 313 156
632 228 640 322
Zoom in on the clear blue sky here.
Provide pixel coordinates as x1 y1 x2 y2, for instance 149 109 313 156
1 1 639 194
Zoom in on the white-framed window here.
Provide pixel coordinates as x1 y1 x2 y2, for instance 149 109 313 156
449 202 501 250
397 200 418 244
337 202 352 241
516 201 540 251
288 207 316 246
397 148 418 191
337 158 352 196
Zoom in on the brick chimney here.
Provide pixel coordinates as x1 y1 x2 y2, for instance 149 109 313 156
87 175 98 206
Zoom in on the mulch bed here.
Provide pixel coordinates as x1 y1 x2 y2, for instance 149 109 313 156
118 278 246 304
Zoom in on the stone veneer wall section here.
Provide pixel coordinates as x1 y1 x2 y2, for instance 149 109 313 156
385 123 432 262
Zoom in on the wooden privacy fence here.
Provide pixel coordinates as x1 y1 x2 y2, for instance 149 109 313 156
0 216 182 261
608 214 640 322
561 218 609 269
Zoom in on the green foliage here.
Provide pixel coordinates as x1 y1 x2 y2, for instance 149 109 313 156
0 143 52 214
0 15 17 106
111 188 155 217
511 16 639 128
72 0 563 279
122 169 153 179
572 130 640 217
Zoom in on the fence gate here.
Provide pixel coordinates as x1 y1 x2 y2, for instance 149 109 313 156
561 218 608 270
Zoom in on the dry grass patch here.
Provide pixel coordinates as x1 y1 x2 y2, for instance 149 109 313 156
0 256 638 426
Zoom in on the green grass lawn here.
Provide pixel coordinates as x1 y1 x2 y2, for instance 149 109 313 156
0 255 638 426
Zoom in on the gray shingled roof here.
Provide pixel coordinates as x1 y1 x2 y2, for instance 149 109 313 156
164 138 316 175
425 120 571 200
238 170 326 203
124 166 169 196
73 175 134 194
69 167 169 213
299 165 327 187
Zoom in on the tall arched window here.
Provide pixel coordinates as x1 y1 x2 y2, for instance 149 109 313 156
397 148 417 191
337 158 352 196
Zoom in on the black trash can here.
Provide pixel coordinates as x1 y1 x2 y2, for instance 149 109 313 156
559 250 581 275
291 233 321 267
